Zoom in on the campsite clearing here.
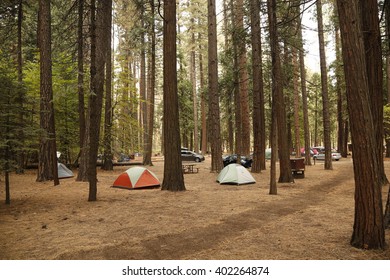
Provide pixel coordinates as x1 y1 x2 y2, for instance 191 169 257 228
1 156 390 260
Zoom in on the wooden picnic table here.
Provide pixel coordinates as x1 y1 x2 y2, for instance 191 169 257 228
182 164 199 174
290 157 305 178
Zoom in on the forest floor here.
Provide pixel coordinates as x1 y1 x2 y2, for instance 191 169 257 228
1 156 390 260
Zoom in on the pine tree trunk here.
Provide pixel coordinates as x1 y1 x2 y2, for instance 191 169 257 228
384 0 390 228
269 96 278 195
77 0 86 160
208 0 223 172
143 0 156 166
298 19 311 166
102 0 113 171
223 0 234 154
336 0 385 249
292 48 300 159
76 0 92 182
191 27 199 153
87 0 109 200
316 0 333 170
37 0 59 186
140 4 147 165
267 0 293 183
359 0 388 185
236 0 250 156
335 25 347 157
16 0 25 174
250 0 266 172
5 97 11 204
161 0 185 191
199 34 207 155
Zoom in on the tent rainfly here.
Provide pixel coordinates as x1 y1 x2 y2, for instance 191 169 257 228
112 166 161 189
217 163 256 185
57 163 74 179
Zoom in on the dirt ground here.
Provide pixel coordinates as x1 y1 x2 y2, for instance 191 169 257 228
1 156 390 260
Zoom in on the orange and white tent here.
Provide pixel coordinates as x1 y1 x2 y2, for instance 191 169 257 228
112 166 160 189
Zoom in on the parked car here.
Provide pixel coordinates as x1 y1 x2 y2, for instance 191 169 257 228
313 149 342 161
181 150 205 162
117 153 131 162
300 147 318 157
222 154 252 168
312 146 325 154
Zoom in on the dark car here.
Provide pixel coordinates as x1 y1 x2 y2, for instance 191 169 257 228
117 153 131 162
222 154 252 168
181 150 205 162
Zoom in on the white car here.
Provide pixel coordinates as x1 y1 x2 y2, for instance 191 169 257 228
313 150 342 161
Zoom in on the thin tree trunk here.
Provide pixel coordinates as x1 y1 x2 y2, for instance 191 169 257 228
191 30 199 154
230 0 241 156
270 93 278 195
208 0 223 172
16 0 25 174
140 4 147 164
316 0 332 170
298 18 311 166
335 24 347 157
76 0 91 182
102 0 113 171
5 97 11 204
87 0 109 201
223 0 234 154
199 32 207 155
250 0 266 172
143 0 156 166
292 48 300 159
78 0 86 160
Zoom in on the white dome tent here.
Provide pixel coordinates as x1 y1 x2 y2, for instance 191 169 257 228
216 163 256 185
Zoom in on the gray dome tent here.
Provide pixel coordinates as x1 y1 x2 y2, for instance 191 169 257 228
216 163 256 185
57 163 74 179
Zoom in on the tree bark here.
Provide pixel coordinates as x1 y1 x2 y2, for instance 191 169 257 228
335 24 347 158
359 0 388 185
384 0 390 228
87 0 109 200
16 0 25 174
140 4 147 165
77 0 93 182
161 0 185 191
78 0 86 160
250 0 266 172
269 94 278 195
37 0 59 186
292 48 300 159
207 0 224 172
199 32 207 155
316 0 333 170
298 18 311 166
267 0 293 183
235 0 250 157
336 0 385 249
102 0 113 171
143 0 156 166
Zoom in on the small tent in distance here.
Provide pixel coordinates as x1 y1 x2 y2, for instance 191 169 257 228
217 163 256 185
57 163 74 179
112 166 161 190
